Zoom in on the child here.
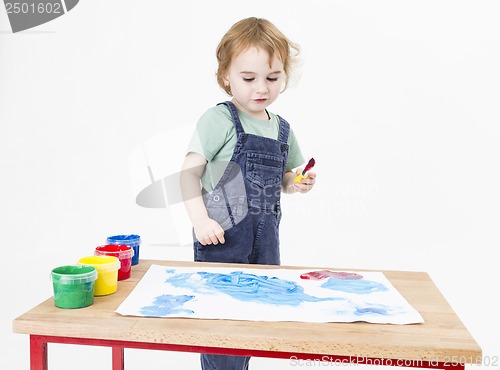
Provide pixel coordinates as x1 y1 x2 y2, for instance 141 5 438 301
180 17 316 370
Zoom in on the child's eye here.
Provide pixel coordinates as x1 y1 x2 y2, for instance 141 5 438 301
243 78 255 82
267 77 278 82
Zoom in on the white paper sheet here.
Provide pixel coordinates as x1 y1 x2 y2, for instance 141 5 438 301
115 265 424 324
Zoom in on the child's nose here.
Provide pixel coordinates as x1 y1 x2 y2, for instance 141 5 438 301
255 80 269 94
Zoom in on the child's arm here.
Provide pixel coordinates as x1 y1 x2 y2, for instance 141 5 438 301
180 152 225 245
282 168 317 194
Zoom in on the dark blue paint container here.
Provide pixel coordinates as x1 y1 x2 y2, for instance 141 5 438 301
106 234 141 265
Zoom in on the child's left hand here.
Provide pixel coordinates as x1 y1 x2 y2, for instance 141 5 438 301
293 168 316 193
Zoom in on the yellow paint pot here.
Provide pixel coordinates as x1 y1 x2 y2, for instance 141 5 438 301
77 256 120 296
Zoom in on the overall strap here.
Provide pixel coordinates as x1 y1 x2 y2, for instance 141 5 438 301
217 101 245 136
277 115 290 144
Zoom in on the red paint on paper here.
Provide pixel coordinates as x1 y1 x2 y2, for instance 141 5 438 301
300 270 363 280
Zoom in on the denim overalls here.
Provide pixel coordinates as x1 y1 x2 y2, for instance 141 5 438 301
194 101 290 370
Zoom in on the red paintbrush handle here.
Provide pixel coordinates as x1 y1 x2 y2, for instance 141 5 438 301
302 158 315 175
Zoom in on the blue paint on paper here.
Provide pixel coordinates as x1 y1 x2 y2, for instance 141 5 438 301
321 277 388 294
166 271 340 306
355 305 389 316
140 294 194 316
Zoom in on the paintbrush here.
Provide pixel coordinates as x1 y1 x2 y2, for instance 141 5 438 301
294 157 315 183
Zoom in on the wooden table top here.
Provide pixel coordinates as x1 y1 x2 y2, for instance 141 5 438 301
13 260 482 363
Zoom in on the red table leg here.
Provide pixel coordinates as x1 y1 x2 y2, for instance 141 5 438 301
30 335 48 370
112 347 124 370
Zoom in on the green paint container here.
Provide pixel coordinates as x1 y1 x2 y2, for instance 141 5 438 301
51 265 98 309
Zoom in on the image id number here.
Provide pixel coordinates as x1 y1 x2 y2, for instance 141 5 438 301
6 2 62 14
443 355 498 367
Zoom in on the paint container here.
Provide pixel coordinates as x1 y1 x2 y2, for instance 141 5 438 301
106 234 141 265
51 265 98 309
94 244 134 280
77 256 120 296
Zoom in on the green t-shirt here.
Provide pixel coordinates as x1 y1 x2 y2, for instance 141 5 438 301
187 104 305 191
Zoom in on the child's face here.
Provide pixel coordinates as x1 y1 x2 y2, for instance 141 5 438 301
224 46 284 120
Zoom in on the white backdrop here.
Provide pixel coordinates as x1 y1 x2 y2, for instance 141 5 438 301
1 1 499 369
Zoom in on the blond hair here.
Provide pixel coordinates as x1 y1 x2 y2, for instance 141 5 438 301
216 17 300 96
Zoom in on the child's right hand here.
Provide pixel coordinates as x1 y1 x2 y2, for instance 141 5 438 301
193 217 226 245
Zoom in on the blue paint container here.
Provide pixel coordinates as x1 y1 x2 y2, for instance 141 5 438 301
106 234 141 265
